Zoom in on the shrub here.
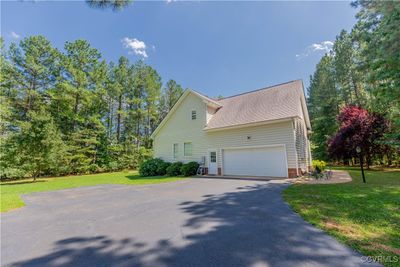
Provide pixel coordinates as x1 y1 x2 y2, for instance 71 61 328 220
166 162 183 176
181 161 199 176
139 158 165 177
157 161 171 176
312 160 326 173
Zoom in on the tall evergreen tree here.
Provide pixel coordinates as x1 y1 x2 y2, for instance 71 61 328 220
0 35 191 178
332 30 365 106
2 108 67 180
352 0 400 147
307 55 339 161
159 79 183 122
112 56 130 143
7 36 59 120
86 0 132 11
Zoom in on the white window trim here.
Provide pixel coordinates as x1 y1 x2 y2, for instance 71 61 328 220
184 142 193 157
173 143 178 159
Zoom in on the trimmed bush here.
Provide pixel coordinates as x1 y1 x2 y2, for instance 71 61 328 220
157 161 171 176
166 162 183 176
139 158 165 177
181 161 199 176
312 160 326 173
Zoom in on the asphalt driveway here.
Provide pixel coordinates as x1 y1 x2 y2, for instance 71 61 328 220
1 178 378 267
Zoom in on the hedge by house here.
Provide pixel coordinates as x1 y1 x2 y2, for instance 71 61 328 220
139 158 168 176
181 161 199 176
166 162 183 176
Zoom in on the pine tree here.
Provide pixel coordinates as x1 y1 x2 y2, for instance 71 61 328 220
352 0 400 147
2 109 67 180
307 55 339 161
159 79 183 122
332 30 365 106
7 36 59 120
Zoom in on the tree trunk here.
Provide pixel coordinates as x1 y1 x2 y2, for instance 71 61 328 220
107 96 113 139
365 154 371 169
117 94 122 143
387 151 392 166
73 93 80 131
351 75 360 105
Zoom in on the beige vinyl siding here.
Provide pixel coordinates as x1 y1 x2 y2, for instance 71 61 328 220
153 92 298 169
206 106 217 124
154 93 209 163
206 122 296 169
294 118 308 171
295 97 312 171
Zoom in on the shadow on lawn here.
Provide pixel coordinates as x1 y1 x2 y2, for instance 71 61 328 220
10 183 371 267
124 174 179 181
0 180 46 186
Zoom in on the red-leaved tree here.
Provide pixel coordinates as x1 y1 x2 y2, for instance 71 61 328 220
328 106 388 168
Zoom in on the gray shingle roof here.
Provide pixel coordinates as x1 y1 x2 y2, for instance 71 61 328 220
204 80 305 130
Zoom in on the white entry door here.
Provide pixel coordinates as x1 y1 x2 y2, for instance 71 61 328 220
223 146 287 177
208 150 217 175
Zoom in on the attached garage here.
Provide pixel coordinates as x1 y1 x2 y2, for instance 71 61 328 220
222 145 288 177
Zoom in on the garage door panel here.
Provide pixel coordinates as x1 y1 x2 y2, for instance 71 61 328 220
223 146 287 177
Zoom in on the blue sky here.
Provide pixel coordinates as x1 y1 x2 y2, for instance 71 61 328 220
2 1 357 97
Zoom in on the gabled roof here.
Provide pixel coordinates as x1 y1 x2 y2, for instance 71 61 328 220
204 80 311 131
190 89 222 108
150 89 221 138
151 80 311 138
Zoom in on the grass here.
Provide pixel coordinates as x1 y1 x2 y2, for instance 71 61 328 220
283 168 400 267
0 171 184 213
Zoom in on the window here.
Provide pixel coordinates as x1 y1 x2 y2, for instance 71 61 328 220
210 151 216 163
173 143 178 159
191 110 196 120
184 142 193 156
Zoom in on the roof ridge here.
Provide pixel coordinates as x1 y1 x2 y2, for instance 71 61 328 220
221 79 302 100
190 89 222 106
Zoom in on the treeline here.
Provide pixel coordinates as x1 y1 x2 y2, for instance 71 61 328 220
308 1 399 165
0 36 184 179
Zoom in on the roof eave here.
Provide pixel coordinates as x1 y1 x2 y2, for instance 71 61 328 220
203 117 297 132
150 89 191 139
150 89 222 139
191 90 222 108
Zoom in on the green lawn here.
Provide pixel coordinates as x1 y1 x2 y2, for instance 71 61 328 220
283 168 400 267
0 171 184 213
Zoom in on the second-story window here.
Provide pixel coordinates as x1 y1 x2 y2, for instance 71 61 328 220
191 110 196 120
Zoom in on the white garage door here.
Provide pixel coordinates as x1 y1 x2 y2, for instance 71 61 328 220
223 146 287 177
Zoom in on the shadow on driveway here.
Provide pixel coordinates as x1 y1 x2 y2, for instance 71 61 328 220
7 182 378 267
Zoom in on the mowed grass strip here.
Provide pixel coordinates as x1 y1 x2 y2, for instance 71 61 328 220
0 171 184 213
283 168 400 267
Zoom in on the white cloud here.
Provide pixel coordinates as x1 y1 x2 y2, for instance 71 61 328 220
166 0 177 3
296 40 333 60
311 41 334 52
122 37 148 58
10 31 20 39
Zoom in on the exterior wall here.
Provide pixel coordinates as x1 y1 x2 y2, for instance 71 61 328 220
153 93 208 164
153 92 299 175
206 106 217 124
294 101 312 174
294 119 307 172
206 122 297 170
